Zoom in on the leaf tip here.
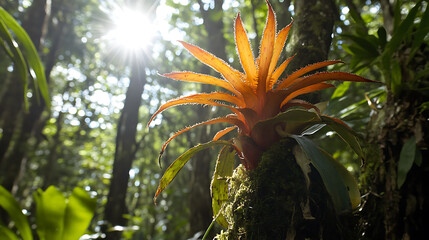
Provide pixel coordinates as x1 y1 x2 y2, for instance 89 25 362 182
158 150 164 169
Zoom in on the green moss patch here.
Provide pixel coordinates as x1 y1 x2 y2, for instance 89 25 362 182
216 139 308 240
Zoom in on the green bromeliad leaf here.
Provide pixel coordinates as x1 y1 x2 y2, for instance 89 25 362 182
62 187 97 240
154 140 235 203
33 186 96 240
254 108 320 135
320 116 364 160
292 135 361 212
0 6 50 109
252 108 320 148
254 108 364 161
0 13 28 109
0 225 20 240
34 186 67 240
0 186 33 240
211 145 236 228
397 136 417 188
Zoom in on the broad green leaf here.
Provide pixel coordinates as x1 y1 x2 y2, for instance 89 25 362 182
62 187 97 240
398 136 417 188
154 140 234 203
253 108 319 140
390 60 402 95
0 6 50 108
414 68 429 83
331 81 351 99
408 2 429 64
0 17 28 109
377 27 387 50
321 149 361 209
329 88 385 119
34 186 67 240
321 116 364 159
0 225 19 240
393 0 403 31
292 136 359 212
211 145 235 228
0 186 33 240
383 1 421 61
380 1 421 87
342 34 379 57
414 149 422 167
301 124 326 136
348 44 373 58
418 101 429 114
347 6 366 30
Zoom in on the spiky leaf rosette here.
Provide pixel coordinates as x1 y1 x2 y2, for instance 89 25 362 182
149 0 374 217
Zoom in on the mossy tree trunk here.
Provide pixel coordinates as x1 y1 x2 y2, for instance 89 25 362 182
216 1 359 239
361 44 429 240
358 2 429 238
286 0 338 103
218 139 357 240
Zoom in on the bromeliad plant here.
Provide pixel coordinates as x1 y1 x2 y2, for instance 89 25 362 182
149 0 374 229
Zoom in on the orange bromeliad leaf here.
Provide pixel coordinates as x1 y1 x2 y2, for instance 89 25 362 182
148 0 376 170
161 72 241 96
235 14 257 82
277 60 343 90
257 1 276 96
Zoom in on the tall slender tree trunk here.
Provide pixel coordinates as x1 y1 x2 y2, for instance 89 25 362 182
188 0 228 237
286 0 338 103
361 38 429 240
363 93 429 240
104 55 146 240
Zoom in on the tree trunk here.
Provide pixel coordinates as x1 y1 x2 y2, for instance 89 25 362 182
188 0 228 237
104 56 146 240
361 44 429 240
286 0 338 103
218 139 354 240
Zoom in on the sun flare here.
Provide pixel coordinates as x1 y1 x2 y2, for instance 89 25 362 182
105 7 155 52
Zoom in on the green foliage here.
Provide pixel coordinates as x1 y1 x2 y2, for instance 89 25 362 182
292 135 360 212
154 140 234 203
216 140 308 239
155 103 365 229
34 186 97 240
397 136 423 188
0 186 33 240
0 225 20 240
210 145 235 228
342 1 429 95
0 6 50 109
0 186 96 240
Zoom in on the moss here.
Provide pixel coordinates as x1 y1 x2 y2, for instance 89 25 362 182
216 139 308 240
215 138 358 240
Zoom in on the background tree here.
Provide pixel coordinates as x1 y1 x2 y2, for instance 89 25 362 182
339 1 429 239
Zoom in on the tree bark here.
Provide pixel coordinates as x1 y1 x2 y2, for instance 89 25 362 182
218 139 352 240
361 41 429 240
103 56 146 240
287 0 338 103
379 0 394 35
187 1 228 237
